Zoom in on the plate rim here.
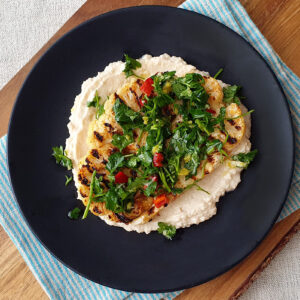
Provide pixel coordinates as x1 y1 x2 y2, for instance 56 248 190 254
7 5 295 293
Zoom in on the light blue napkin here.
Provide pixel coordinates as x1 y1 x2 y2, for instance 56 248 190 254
0 0 299 299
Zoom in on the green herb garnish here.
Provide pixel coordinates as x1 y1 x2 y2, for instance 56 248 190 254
112 133 133 151
113 98 143 128
223 85 241 105
157 222 176 240
87 90 105 119
106 152 125 174
65 175 72 186
123 54 142 78
52 146 73 170
232 150 258 169
68 207 81 220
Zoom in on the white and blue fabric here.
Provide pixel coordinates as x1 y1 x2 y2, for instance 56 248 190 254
0 0 299 299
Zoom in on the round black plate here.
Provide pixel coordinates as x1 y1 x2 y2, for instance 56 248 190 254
8 6 294 293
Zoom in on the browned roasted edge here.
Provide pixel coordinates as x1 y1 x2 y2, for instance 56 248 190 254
230 219 300 300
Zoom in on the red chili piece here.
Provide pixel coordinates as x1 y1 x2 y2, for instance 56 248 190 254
206 108 216 114
153 194 169 208
151 174 159 182
115 171 128 184
153 153 164 167
140 77 154 97
138 97 147 107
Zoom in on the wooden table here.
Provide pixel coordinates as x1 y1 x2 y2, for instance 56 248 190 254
0 0 299 299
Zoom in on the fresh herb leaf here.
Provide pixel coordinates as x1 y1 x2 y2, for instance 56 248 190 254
157 222 176 240
184 152 200 176
144 180 157 197
123 54 142 78
112 132 133 151
138 148 153 167
113 99 143 128
126 177 148 194
126 155 139 168
172 73 208 107
106 152 125 174
68 207 81 220
104 185 132 213
152 71 176 95
65 175 72 186
223 85 241 105
87 90 105 119
52 146 73 170
231 149 258 169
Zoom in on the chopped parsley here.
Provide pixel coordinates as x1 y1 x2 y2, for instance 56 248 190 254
87 90 105 119
68 207 81 220
113 98 143 127
232 149 258 169
157 222 176 240
123 54 142 78
52 146 73 170
65 175 72 186
106 152 125 174
223 85 241 105
112 133 133 151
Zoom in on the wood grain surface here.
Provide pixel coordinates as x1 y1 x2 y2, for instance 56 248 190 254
0 0 299 299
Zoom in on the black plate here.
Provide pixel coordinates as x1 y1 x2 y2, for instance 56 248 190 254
7 6 294 293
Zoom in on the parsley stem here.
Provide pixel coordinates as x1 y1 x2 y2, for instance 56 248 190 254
226 109 254 120
65 175 72 186
195 185 210 194
82 170 96 219
163 167 175 183
195 119 210 135
184 177 210 194
158 170 171 193
133 73 145 80
213 68 223 79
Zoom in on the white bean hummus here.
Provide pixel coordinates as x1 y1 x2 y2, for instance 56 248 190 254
66 54 252 234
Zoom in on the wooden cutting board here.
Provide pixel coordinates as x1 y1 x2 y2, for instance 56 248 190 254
0 0 299 299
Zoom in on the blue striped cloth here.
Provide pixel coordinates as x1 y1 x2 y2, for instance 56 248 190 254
0 0 299 299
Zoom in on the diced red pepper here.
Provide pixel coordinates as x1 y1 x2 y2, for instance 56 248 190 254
153 153 164 167
153 194 169 208
115 171 128 184
140 77 154 97
151 174 159 182
206 108 216 114
138 97 147 107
